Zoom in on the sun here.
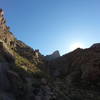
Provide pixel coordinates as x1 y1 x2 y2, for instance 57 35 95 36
70 42 84 51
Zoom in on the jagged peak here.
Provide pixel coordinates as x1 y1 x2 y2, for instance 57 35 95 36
52 50 60 56
45 50 60 61
0 8 4 15
0 8 9 31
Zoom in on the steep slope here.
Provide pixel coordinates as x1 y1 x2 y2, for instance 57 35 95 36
0 9 56 100
47 47 100 80
44 47 100 100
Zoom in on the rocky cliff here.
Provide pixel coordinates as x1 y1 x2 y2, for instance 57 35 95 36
0 9 54 100
0 9 100 100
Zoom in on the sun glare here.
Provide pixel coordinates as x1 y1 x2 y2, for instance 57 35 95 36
70 42 84 51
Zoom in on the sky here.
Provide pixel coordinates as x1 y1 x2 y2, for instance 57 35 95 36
1 0 100 55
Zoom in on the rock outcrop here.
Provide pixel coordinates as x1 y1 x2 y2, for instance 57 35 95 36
0 9 9 31
45 50 60 61
0 9 56 100
91 43 100 48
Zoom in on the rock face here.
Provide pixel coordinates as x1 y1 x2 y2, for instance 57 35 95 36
15 40 42 64
1 9 100 100
0 9 9 31
45 50 60 61
43 48 100 99
47 47 100 80
0 9 16 50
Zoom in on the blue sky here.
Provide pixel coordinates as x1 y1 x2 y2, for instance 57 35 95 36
1 0 100 55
